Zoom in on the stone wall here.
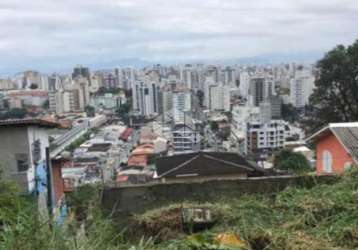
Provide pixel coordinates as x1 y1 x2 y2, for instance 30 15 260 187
102 175 337 217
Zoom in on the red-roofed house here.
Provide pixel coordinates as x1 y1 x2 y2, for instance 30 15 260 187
307 122 358 175
120 128 133 141
127 155 148 167
131 143 154 155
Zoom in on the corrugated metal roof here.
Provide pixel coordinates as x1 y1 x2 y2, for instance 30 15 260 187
155 151 266 178
307 122 358 162
331 126 358 161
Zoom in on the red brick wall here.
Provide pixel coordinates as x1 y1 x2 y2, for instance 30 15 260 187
316 133 353 175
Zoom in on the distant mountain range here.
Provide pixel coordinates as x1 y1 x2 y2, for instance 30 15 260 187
74 50 325 70
0 51 324 76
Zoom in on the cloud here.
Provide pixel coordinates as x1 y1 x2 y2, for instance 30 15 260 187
0 0 358 74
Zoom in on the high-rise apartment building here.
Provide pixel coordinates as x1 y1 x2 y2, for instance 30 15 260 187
90 73 103 93
49 89 76 113
132 80 159 117
73 76 90 111
249 76 274 106
182 65 193 90
239 71 250 98
290 75 315 108
72 65 91 85
209 84 231 112
172 90 191 122
103 72 118 89
0 79 14 90
223 66 236 86
269 96 282 119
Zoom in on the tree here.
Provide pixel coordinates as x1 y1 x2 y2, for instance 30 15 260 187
0 108 27 120
210 121 219 131
29 83 38 89
97 87 122 96
117 103 130 115
274 149 311 174
309 40 358 131
282 103 299 123
85 105 95 117
42 100 49 110
97 86 106 95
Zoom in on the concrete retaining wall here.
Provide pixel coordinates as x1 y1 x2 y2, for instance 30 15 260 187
102 175 337 217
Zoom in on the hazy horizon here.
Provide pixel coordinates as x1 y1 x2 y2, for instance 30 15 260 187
1 0 358 74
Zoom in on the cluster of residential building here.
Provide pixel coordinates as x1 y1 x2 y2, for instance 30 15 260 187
0 66 128 116
0 116 357 225
3 62 356 224
0 63 319 182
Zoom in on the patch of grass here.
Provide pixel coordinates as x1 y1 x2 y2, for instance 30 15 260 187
1 167 358 249
128 167 358 249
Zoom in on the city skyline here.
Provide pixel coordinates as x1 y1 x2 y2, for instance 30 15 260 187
0 0 358 74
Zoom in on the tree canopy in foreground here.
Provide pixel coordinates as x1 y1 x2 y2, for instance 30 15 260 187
308 39 358 131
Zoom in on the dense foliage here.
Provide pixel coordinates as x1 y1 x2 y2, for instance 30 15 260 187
209 121 219 131
273 149 312 174
85 105 96 117
97 87 123 95
281 104 299 123
0 181 133 250
0 108 27 120
117 103 131 115
308 39 358 131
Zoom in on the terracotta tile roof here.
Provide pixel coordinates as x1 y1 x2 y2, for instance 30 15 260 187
116 175 129 182
131 143 154 155
128 154 148 167
8 90 48 97
120 128 133 140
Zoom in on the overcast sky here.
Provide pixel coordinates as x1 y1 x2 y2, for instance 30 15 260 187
0 0 358 74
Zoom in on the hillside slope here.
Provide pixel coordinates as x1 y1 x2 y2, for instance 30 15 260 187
131 170 358 249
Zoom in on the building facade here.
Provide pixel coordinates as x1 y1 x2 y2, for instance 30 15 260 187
290 76 315 108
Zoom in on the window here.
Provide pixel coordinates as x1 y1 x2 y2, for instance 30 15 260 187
322 150 333 173
15 153 29 172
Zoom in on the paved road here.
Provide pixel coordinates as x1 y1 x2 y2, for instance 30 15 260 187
50 126 88 158
52 126 86 146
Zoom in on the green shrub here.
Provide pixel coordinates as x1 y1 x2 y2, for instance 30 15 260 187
274 149 312 174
